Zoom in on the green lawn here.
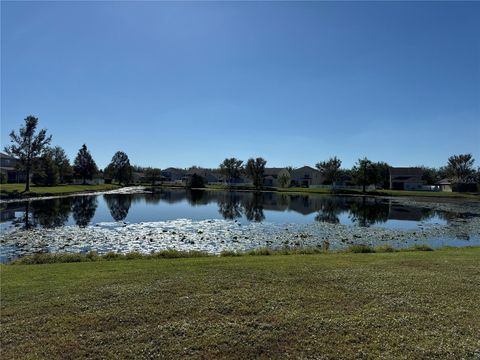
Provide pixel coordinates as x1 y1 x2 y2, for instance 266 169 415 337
0 183 120 197
1 248 479 359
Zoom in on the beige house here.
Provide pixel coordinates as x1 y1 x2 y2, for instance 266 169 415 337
389 167 423 190
290 166 323 187
263 168 290 187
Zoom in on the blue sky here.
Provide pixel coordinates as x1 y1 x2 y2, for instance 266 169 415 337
1 1 479 169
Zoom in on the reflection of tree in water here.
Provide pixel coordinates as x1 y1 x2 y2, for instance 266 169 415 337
12 202 34 230
348 197 389 227
244 192 265 222
32 198 72 228
315 197 342 224
72 196 98 227
11 198 73 229
104 195 132 222
144 190 163 205
186 190 208 206
217 193 243 220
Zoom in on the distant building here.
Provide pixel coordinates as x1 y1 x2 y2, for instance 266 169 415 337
0 152 26 183
389 167 423 190
184 168 221 185
290 166 323 187
161 168 187 184
263 168 290 187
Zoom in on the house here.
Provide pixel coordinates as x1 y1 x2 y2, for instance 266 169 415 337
435 178 453 192
389 167 424 190
161 168 187 184
0 152 26 183
290 166 323 187
184 168 221 185
263 168 291 187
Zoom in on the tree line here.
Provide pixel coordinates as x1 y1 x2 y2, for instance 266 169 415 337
3 116 479 193
3 116 138 191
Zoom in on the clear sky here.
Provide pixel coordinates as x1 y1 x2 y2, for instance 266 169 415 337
1 1 479 169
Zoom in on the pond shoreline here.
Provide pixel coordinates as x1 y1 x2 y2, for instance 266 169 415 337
2 189 479 263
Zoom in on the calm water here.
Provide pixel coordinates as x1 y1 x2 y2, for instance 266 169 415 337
0 189 467 232
1 189 479 263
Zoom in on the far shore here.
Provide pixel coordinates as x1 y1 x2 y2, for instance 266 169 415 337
1 182 479 201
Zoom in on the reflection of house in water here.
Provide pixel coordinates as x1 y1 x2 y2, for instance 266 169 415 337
0 204 25 222
387 203 424 221
260 192 289 212
288 196 318 215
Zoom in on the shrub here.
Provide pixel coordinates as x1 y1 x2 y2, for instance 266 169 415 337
347 244 376 253
375 245 396 253
247 248 274 256
220 250 241 257
410 244 434 252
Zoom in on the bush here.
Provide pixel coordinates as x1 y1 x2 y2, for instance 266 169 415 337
186 173 205 189
375 245 396 253
347 244 376 253
220 250 241 257
409 244 434 252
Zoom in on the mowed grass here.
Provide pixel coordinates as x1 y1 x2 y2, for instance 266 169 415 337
0 183 120 196
1 248 479 359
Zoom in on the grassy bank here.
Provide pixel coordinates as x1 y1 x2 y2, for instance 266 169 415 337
9 244 438 265
1 247 479 359
274 186 480 199
0 183 120 199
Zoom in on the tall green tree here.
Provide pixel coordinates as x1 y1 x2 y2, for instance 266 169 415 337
47 146 73 183
447 154 475 183
246 157 267 190
371 161 390 189
315 156 342 186
219 158 244 187
4 116 52 192
107 151 133 185
73 144 98 184
32 153 59 186
352 157 374 193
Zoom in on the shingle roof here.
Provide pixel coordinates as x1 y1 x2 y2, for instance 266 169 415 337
389 167 423 176
264 168 287 176
0 152 16 160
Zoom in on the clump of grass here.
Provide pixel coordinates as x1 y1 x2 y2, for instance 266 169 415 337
11 253 91 265
220 250 241 257
150 249 210 259
405 244 434 252
346 244 376 253
375 245 397 253
246 247 274 256
9 243 441 265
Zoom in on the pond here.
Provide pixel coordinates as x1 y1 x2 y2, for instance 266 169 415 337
1 189 479 262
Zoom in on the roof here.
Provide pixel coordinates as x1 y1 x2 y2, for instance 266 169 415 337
162 167 187 174
436 178 453 185
264 168 288 176
0 152 16 160
389 167 423 176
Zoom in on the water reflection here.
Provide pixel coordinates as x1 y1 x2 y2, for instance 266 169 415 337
104 194 132 222
72 196 98 227
0 189 473 231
